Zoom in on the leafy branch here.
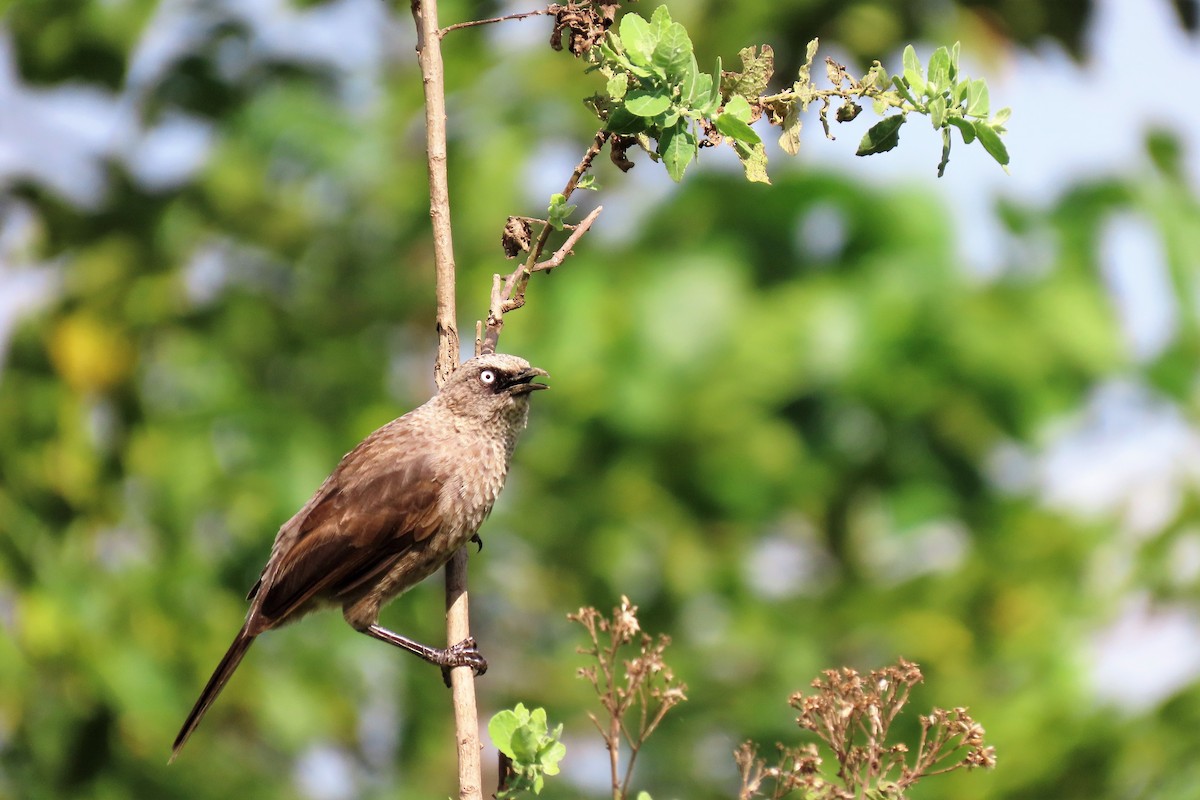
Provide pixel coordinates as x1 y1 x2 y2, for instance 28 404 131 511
581 6 1009 182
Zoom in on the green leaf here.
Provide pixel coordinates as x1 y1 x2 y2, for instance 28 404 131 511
658 121 697 182
734 140 770 184
722 94 753 123
710 56 722 109
652 21 693 80
992 106 1012 126
902 45 926 97
855 115 906 156
928 95 946 129
547 193 576 230
619 13 655 68
966 78 989 117
605 107 647 135
606 74 628 100
488 710 519 758
650 4 672 37
950 41 961 80
539 741 566 774
890 74 918 106
974 121 1010 169
863 61 889 92
691 71 715 112
678 53 699 104
953 79 969 106
947 116 976 144
624 90 672 117
716 112 760 145
512 726 540 761
927 46 951 93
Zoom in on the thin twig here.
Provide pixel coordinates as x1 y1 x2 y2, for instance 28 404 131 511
480 130 610 353
534 205 603 272
439 7 558 38
410 1 480 799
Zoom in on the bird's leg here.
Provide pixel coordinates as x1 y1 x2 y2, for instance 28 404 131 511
362 624 488 686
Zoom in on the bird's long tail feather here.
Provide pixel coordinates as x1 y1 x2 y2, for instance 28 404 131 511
170 629 257 762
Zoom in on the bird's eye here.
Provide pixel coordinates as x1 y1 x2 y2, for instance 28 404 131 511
479 369 497 385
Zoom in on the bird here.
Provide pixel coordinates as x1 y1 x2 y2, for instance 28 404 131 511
171 353 548 761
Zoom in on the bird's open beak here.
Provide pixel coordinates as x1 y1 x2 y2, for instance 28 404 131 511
507 367 549 395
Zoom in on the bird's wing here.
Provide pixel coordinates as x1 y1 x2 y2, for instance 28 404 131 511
251 451 445 626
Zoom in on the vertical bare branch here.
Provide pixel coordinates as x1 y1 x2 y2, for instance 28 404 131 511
411 0 460 390
409 2 479 799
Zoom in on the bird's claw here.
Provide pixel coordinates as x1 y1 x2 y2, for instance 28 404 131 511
470 533 483 552
439 637 488 687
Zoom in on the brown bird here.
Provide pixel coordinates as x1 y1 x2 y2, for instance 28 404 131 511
171 353 548 761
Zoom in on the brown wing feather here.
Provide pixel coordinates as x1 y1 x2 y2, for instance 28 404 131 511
253 451 445 625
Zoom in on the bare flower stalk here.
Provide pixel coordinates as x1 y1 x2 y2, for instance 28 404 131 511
570 597 688 800
738 659 996 800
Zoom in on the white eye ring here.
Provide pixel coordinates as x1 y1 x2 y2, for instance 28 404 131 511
479 369 497 385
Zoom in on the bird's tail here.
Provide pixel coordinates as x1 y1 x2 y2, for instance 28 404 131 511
170 628 257 762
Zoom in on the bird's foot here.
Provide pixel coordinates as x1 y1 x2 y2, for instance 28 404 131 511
439 637 488 687
470 533 484 552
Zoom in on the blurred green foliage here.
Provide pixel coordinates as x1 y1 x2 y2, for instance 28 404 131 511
1 2 1199 800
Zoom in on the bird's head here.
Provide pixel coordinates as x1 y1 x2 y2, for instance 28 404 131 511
438 353 549 425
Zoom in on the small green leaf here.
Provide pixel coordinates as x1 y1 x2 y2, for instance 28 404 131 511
488 711 519 758
974 122 1010 168
722 94 753 123
624 90 672 117
658 121 697 182
576 174 598 190
950 41 961 80
855 115 906 156
512 727 540 761
547 193 576 230
927 46 951 93
709 56 722 110
678 53 699 104
636 793 654 800
890 74 918 106
928 95 946 129
992 106 1012 126
902 45 926 97
604 107 647 135
716 113 760 145
734 140 770 184
966 78 989 117
953 79 969 106
619 13 655 67
652 22 693 79
947 116 976 144
606 74 628 100
691 71 715 112
863 61 889 91
650 4 672 36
